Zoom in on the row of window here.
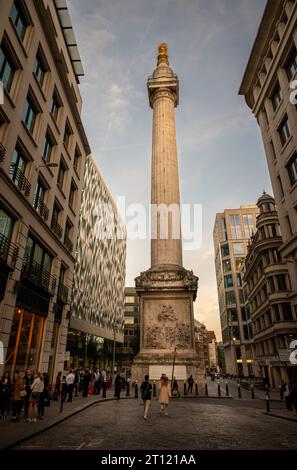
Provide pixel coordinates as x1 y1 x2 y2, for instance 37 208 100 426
254 333 295 358
253 303 293 336
9 143 77 248
0 207 68 291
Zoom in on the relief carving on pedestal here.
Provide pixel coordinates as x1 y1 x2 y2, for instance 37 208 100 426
144 304 191 349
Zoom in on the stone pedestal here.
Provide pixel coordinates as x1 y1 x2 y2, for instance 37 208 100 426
131 266 205 393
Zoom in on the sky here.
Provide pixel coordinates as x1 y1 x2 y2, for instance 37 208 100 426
68 0 272 340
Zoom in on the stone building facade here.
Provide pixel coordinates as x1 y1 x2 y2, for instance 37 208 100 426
0 0 89 379
239 0 297 321
242 193 297 387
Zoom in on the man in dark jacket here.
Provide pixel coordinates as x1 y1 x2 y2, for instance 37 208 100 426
140 375 153 420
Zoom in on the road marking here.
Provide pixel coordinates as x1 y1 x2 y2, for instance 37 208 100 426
76 441 86 450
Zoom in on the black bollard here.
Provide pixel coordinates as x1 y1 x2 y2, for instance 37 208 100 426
218 383 221 397
251 384 255 399
153 381 156 397
205 380 208 396
126 381 130 397
195 382 198 396
184 381 187 396
225 381 229 396
134 381 138 399
265 392 270 412
265 384 270 399
238 382 241 398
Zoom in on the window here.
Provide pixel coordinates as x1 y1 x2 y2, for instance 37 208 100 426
10 1 28 41
243 214 254 238
22 95 38 134
220 218 228 241
271 249 281 263
34 51 47 88
267 276 275 292
124 317 134 325
282 303 293 321
229 214 242 239
51 91 61 121
241 307 247 321
237 273 242 287
278 116 291 146
63 121 72 150
287 152 297 186
277 175 284 197
57 158 67 189
233 242 245 255
239 289 244 305
0 43 16 92
286 47 297 81
64 219 73 251
24 235 52 274
273 304 280 321
33 179 45 209
286 215 293 236
271 84 282 111
51 203 62 238
43 131 54 163
69 180 77 209
224 275 233 289
73 145 81 173
235 258 243 271
227 308 238 322
125 296 136 304
226 291 236 305
276 274 287 291
269 140 276 161
222 259 231 273
221 244 229 258
0 208 14 240
9 147 27 181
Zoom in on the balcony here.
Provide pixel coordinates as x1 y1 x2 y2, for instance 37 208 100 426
0 143 6 162
21 257 57 295
0 233 19 269
33 196 49 221
51 218 63 239
9 166 31 196
57 283 69 304
64 236 73 253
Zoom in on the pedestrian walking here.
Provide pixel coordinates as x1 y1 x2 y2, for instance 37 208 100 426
159 375 171 416
171 377 180 397
187 375 194 394
140 375 153 419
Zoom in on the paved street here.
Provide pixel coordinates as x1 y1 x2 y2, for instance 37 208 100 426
12 397 297 450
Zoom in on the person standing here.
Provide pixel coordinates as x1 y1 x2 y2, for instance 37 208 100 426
284 382 292 411
114 373 122 400
140 375 153 419
66 370 75 402
54 372 62 401
12 371 26 422
159 375 171 416
28 372 44 423
0 372 11 419
187 375 194 394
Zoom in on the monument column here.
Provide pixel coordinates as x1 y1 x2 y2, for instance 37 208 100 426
150 45 182 268
132 44 205 392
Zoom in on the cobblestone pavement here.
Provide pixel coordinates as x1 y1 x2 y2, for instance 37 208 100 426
12 398 297 450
